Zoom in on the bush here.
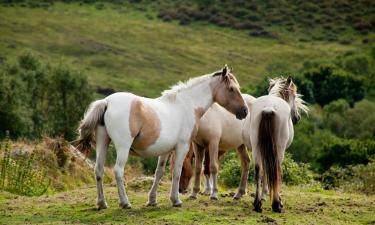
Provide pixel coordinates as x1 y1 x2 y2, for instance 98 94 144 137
316 138 375 172
322 161 375 194
282 153 314 185
304 65 365 106
0 52 93 140
219 151 314 187
323 99 375 140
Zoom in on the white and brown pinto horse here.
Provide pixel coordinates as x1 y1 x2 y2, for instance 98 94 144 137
242 76 308 213
187 94 256 200
75 65 248 209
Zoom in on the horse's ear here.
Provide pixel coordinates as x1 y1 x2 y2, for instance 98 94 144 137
286 76 293 86
221 65 228 77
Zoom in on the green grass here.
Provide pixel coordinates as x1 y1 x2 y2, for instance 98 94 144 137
0 3 359 97
0 180 374 224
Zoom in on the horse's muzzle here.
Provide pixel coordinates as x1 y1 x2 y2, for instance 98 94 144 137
236 106 248 120
292 115 301 125
179 188 189 194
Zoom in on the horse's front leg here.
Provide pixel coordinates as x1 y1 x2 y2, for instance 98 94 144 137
203 149 211 195
190 143 205 199
147 153 169 206
233 145 250 200
171 142 190 206
208 140 220 200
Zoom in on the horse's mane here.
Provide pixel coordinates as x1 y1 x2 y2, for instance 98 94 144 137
161 71 220 101
269 77 308 114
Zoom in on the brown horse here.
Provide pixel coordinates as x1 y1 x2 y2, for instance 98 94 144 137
171 94 256 200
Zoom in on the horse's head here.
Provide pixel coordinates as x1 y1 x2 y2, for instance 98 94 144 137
179 155 193 193
269 76 308 124
170 146 194 193
212 65 248 120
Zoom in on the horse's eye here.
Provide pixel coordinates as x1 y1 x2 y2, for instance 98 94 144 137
229 87 234 92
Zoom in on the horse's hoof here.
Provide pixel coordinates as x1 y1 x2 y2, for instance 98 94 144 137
253 200 262 213
210 196 218 200
272 201 282 213
146 202 157 207
119 203 132 209
172 201 183 207
96 201 108 210
189 195 197 200
254 207 262 213
202 190 211 195
233 193 243 200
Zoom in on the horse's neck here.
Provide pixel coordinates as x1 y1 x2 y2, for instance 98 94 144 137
178 80 215 112
269 89 291 107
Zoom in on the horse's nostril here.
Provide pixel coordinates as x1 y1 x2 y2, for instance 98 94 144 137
243 107 248 115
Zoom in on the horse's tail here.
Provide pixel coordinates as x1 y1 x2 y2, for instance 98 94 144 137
75 99 107 156
258 107 280 200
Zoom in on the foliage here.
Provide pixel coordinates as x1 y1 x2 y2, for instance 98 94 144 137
219 151 252 188
323 99 375 140
316 138 375 172
304 65 365 106
219 151 313 187
282 153 314 186
321 160 375 194
0 135 49 196
141 157 158 175
0 52 93 140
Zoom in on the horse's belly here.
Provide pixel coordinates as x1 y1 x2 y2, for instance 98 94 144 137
132 128 178 157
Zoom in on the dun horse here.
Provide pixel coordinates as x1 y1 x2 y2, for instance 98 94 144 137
242 76 308 213
170 94 255 199
75 65 248 209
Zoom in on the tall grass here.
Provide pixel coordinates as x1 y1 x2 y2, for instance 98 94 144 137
0 133 49 196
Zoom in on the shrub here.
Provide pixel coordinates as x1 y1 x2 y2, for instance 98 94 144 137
304 65 365 106
0 52 93 140
323 99 375 140
316 138 375 172
321 161 375 194
219 151 314 187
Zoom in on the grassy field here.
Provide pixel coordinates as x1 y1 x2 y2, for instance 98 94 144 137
0 3 360 97
0 178 374 225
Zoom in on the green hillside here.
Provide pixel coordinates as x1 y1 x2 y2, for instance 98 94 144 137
0 2 362 97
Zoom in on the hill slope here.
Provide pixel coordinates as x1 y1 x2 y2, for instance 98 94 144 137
0 3 359 97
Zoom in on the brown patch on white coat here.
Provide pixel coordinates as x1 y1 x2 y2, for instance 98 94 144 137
129 99 161 150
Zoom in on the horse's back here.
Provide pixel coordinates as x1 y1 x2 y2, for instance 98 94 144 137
104 92 180 156
196 103 243 149
248 95 291 147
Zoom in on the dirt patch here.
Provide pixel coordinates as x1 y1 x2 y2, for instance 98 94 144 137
258 215 279 225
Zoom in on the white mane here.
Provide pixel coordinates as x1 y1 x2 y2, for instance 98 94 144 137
161 71 219 101
269 77 309 114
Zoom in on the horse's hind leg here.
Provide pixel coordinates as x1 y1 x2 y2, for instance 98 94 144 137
190 143 204 199
95 126 110 210
261 175 269 201
253 150 263 212
113 139 132 209
233 145 250 200
208 140 220 200
147 153 169 206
